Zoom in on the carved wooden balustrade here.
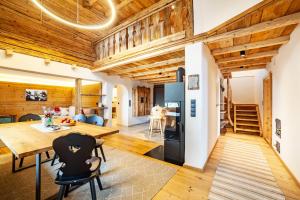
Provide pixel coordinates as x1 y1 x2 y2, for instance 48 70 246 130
94 0 193 61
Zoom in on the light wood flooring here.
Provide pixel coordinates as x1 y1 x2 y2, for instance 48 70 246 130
0 132 299 199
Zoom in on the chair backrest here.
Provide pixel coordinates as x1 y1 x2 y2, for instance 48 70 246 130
151 105 163 117
86 115 104 126
53 132 96 178
19 114 41 122
73 114 87 122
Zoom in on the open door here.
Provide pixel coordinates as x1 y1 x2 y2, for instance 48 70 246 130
263 73 272 144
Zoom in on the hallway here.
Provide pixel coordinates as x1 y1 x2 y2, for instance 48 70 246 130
153 132 300 199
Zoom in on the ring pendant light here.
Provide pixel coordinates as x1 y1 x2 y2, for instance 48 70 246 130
30 0 116 30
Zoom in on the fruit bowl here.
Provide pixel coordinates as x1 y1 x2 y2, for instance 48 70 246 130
60 118 76 126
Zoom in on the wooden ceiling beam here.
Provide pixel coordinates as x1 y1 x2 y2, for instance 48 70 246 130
133 72 177 80
203 12 300 43
220 62 269 70
127 66 182 78
221 65 266 73
117 0 134 10
146 76 176 82
115 57 185 75
148 79 177 84
212 36 289 56
219 57 271 68
216 50 278 64
95 0 178 41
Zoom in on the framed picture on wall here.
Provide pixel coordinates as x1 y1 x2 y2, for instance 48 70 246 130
188 74 200 90
25 89 47 101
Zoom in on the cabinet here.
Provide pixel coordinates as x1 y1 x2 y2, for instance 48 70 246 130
133 86 151 116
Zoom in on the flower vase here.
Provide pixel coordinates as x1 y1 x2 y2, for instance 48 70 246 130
42 117 53 127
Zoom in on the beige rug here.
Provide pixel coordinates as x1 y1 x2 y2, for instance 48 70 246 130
208 140 285 200
0 145 176 200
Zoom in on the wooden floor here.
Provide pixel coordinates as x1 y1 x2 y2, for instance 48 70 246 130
0 132 299 199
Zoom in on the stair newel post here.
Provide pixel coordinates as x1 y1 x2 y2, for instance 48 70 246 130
227 78 234 126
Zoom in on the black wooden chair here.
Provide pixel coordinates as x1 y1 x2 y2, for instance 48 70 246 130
53 132 103 200
51 115 106 166
17 114 50 168
86 115 106 162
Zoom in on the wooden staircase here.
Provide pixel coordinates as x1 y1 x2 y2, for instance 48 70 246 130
234 104 262 136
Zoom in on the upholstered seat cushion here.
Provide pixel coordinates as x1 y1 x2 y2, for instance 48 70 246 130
96 139 104 147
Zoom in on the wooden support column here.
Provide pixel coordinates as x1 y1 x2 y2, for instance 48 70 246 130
75 79 82 114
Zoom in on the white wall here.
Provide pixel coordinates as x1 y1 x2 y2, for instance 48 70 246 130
193 0 262 34
268 25 300 182
225 69 268 120
0 50 153 127
185 42 220 169
231 76 257 104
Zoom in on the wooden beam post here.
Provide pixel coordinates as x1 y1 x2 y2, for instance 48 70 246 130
75 79 82 114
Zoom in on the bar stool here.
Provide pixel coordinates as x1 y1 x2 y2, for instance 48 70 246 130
149 105 165 137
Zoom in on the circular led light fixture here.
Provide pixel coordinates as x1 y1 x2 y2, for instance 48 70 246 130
30 0 116 30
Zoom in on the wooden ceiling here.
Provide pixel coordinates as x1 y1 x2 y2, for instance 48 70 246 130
0 0 300 84
0 0 160 67
204 0 300 78
93 0 300 84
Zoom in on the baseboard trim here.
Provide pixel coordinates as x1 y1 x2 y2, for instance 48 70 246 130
183 164 204 172
183 137 219 173
202 137 219 171
270 145 300 188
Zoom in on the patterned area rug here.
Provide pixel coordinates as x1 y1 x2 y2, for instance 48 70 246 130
0 145 176 200
209 140 285 200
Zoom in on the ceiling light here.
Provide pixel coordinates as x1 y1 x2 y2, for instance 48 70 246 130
240 50 246 57
171 5 175 10
30 0 116 30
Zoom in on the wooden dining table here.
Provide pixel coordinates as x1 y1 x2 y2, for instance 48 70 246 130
0 120 119 200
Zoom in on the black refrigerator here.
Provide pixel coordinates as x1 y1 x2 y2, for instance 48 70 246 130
164 82 185 165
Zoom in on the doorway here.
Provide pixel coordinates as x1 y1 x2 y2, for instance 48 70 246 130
263 73 272 144
112 84 128 126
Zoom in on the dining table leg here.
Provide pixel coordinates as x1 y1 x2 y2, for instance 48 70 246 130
12 153 16 173
36 153 42 200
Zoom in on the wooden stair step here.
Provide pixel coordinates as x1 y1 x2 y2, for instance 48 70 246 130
236 110 257 112
236 104 257 107
236 118 258 122
236 123 259 127
236 128 260 133
236 114 257 117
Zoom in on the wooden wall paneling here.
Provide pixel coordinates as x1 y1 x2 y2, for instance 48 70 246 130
0 81 73 120
80 83 102 109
